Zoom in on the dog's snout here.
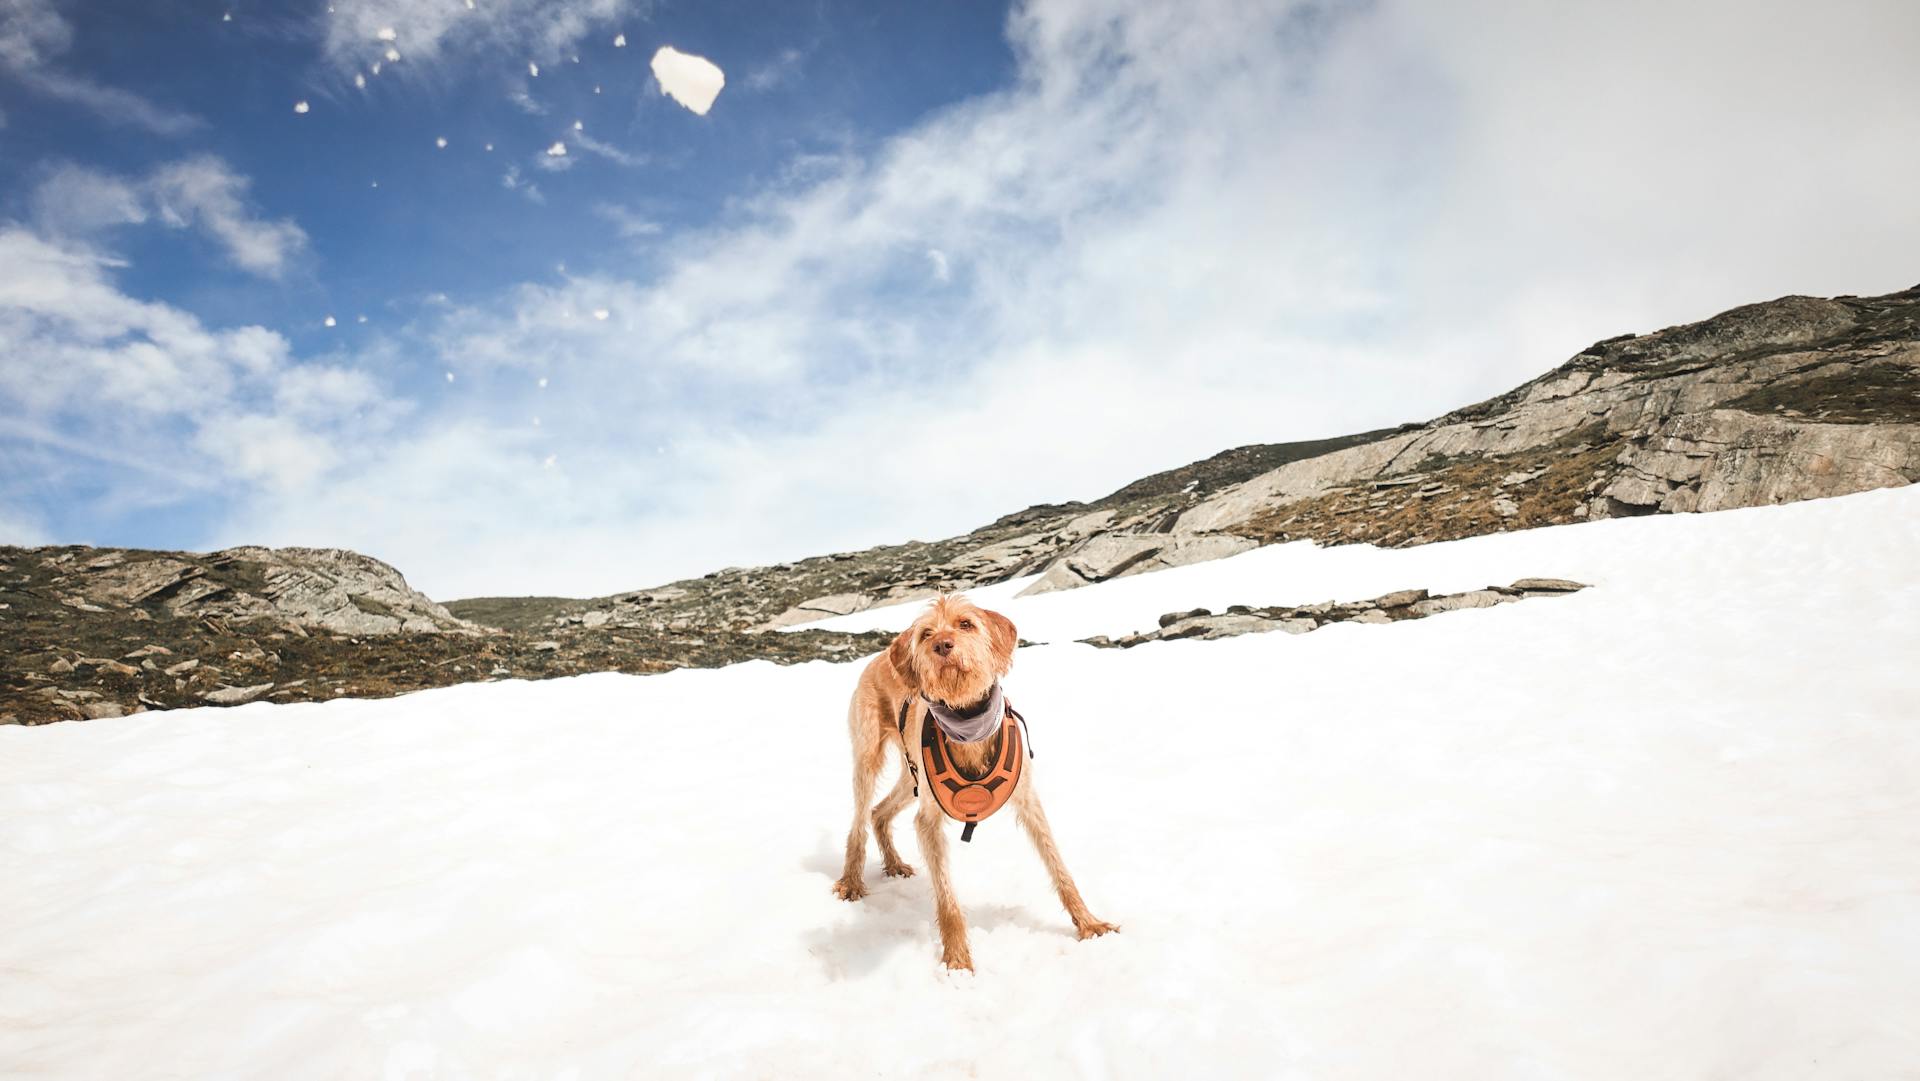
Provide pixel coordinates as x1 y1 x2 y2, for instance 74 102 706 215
932 637 954 656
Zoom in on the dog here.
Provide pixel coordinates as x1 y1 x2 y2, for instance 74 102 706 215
832 593 1116 971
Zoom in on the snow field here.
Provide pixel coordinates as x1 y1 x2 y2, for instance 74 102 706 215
2 486 1917 1079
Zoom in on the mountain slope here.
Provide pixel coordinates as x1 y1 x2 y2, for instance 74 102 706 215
6 283 1916 724
470 283 1919 634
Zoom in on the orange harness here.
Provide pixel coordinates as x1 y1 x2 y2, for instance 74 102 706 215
897 696 1032 842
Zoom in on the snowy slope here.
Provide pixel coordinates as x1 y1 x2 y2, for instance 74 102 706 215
3 487 1918 1080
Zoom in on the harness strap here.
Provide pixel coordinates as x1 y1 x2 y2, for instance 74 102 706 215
1009 705 1034 759
896 696 918 796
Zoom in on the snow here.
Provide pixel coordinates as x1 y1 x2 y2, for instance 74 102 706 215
2 487 1917 1079
650 46 724 116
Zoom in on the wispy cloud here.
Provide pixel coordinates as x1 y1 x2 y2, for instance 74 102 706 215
592 203 661 238
27 0 1917 600
318 0 637 77
0 0 201 134
30 156 308 278
502 164 545 204
0 227 397 508
571 129 644 167
743 46 805 92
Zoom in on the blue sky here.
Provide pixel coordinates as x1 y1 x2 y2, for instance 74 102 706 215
4 0 1918 598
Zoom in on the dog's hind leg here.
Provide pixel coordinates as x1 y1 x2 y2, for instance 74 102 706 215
871 767 916 878
915 801 972 971
1012 782 1118 941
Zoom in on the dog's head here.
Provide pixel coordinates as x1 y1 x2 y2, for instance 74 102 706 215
887 594 1016 707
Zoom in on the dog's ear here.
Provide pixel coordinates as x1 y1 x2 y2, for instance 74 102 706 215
982 608 1017 674
887 625 919 689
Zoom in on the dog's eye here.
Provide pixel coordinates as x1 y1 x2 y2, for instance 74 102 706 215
920 629 932 640
958 619 974 630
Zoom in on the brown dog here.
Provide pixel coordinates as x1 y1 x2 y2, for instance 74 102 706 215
832 594 1115 971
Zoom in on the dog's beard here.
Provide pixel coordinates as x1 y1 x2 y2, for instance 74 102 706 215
922 654 993 708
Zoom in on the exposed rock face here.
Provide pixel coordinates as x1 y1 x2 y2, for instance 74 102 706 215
469 286 1916 638
1176 287 1920 543
1082 579 1591 649
453 428 1402 635
19 545 479 635
1016 533 1257 595
761 591 880 630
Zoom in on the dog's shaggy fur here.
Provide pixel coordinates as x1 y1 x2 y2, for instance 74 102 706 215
832 594 1115 971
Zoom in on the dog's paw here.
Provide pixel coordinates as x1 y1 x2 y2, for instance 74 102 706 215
941 948 974 973
831 878 867 902
1075 919 1119 940
883 861 916 878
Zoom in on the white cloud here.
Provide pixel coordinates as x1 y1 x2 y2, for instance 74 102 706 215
188 0 1920 598
148 157 309 278
0 0 201 133
744 46 804 92
501 165 544 203
28 164 148 233
27 157 310 279
571 129 642 167
592 203 661 238
650 45 724 115
0 228 396 520
319 0 633 76
0 500 51 545
508 87 547 115
925 248 950 284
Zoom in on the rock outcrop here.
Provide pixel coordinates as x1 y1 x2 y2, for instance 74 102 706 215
1174 287 1920 544
15 545 480 635
1081 579 1590 649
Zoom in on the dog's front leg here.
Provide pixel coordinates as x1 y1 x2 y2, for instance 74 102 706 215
914 801 972 971
1013 782 1118 940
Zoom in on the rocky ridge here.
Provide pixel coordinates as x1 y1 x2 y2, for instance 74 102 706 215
1082 579 1589 649
478 284 1918 640
0 543 894 723
5 284 1915 725
1176 289 1920 545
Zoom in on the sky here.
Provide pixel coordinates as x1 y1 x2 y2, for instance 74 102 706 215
2 0 1918 599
